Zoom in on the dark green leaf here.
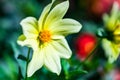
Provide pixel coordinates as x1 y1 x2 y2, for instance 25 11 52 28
66 69 88 80
17 55 27 61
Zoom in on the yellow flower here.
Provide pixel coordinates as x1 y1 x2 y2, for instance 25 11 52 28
103 2 120 32
102 39 120 63
102 2 120 63
17 0 82 77
113 21 120 43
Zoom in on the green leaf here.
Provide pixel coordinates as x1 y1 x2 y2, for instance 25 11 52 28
69 69 88 75
17 55 27 61
96 28 107 38
66 69 87 80
62 59 70 75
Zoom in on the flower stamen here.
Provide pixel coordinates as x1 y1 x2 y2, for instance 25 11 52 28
39 30 51 43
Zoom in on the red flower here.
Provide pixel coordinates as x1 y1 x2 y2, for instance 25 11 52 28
114 69 120 80
88 0 113 18
88 0 120 18
74 33 97 61
115 0 120 7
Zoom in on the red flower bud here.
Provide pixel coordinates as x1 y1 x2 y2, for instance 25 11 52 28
74 33 97 61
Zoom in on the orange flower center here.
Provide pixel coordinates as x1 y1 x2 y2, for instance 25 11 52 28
39 30 51 43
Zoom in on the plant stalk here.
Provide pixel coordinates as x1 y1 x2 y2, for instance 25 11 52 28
25 48 30 80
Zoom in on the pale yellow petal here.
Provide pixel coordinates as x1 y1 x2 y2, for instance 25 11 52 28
44 1 69 29
20 17 38 38
27 49 44 77
44 44 61 75
38 0 55 31
51 35 64 39
103 2 120 31
102 39 120 63
50 38 72 59
50 19 82 36
17 35 39 51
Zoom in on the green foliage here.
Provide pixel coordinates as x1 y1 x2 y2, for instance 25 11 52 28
0 0 119 80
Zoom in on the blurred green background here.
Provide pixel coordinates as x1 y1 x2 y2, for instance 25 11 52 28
0 0 120 80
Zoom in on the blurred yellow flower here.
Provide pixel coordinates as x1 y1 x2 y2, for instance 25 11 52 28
103 2 120 32
17 0 82 77
102 39 120 63
113 22 120 43
102 2 120 63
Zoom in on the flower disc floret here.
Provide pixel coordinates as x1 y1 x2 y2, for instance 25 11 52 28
39 30 51 43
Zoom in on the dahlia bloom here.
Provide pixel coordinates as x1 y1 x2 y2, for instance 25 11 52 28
17 0 82 77
102 2 120 63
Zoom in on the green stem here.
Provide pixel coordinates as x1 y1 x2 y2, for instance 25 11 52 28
25 48 31 80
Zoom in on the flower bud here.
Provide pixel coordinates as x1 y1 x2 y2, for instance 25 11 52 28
74 33 97 61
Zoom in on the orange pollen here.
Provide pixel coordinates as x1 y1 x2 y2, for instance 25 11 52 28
39 30 51 43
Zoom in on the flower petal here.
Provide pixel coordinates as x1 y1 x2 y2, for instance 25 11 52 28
20 17 38 38
44 44 61 75
27 49 44 77
102 39 120 63
50 19 82 36
38 0 55 31
44 1 69 28
51 38 72 59
17 35 39 51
